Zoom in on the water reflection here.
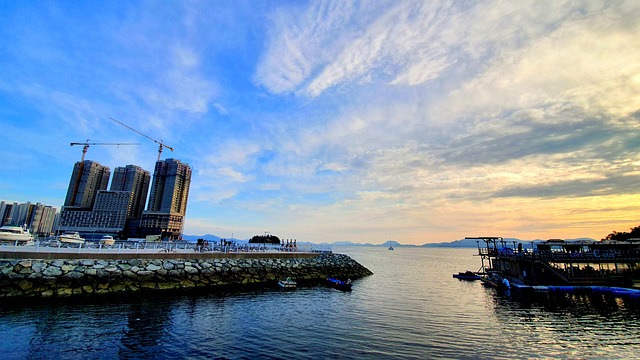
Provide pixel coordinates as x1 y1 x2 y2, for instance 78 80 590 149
2 248 640 359
485 288 640 358
119 297 173 358
492 288 640 318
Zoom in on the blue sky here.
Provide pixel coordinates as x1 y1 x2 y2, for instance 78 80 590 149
1 1 639 244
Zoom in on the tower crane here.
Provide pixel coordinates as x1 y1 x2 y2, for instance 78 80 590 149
70 141 141 161
68 141 140 207
109 117 174 162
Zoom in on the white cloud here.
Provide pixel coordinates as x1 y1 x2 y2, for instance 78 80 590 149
255 1 379 95
132 44 217 115
257 0 640 110
428 2 640 124
192 188 239 203
213 103 228 115
7 0 640 244
203 142 262 167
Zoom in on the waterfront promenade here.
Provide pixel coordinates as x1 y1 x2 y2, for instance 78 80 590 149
0 240 330 260
0 240 370 299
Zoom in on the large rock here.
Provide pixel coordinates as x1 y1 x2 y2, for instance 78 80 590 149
0 252 372 299
43 266 63 277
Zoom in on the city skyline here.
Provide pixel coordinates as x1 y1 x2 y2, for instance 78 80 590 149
56 157 191 240
1 1 639 244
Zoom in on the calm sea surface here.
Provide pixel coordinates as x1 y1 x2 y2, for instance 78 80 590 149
1 247 640 359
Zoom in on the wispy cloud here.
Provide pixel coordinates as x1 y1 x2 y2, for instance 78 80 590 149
243 0 640 242
2 0 639 244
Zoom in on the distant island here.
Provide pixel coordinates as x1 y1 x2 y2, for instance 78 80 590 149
181 235 596 248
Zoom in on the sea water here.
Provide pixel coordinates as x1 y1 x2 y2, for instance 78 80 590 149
1 247 639 359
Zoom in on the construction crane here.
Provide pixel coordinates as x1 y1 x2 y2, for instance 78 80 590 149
68 141 140 206
70 141 141 161
109 117 175 161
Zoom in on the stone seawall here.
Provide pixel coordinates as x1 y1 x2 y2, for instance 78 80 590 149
0 253 373 299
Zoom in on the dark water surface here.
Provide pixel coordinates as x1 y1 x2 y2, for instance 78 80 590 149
1 247 640 359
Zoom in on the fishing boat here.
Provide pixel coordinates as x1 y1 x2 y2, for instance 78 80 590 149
453 271 481 281
278 277 297 289
388 240 394 251
58 232 85 244
468 236 640 293
0 225 34 244
100 235 115 246
327 277 352 291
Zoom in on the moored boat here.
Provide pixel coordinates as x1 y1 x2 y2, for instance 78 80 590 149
453 270 481 280
468 236 640 293
100 235 115 246
327 277 352 291
0 225 34 244
278 277 297 289
59 232 85 244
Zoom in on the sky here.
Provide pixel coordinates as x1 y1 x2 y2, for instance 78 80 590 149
1 1 639 245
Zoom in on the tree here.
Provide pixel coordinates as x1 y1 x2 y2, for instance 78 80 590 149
603 226 640 241
249 234 281 244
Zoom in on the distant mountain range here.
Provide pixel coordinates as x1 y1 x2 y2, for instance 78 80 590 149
182 235 597 248
421 237 596 247
182 234 232 242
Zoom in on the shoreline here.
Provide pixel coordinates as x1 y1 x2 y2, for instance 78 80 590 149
0 250 373 300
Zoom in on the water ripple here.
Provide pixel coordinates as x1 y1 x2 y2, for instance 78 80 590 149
1 247 640 359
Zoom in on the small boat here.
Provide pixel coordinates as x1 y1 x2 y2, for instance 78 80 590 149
278 277 297 289
0 225 34 244
388 240 394 250
100 235 115 246
58 232 85 244
327 277 352 291
453 271 481 281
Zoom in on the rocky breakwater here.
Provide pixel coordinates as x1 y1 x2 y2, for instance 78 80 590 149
0 253 372 299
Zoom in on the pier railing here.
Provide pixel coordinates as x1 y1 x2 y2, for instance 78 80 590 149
478 247 640 263
0 239 332 255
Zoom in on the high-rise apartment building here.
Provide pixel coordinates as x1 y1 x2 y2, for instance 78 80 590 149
59 159 123 237
110 165 150 220
0 201 58 236
63 160 110 210
28 203 58 236
146 159 191 215
140 158 192 240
